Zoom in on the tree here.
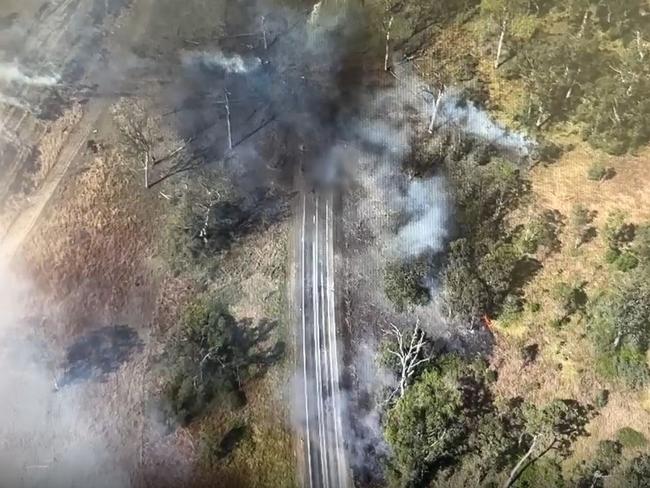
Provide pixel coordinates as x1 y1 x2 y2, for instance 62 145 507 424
384 259 430 312
572 440 622 488
384 322 430 399
579 49 650 154
468 411 521 479
113 100 154 189
441 238 490 324
633 223 650 264
516 34 605 129
162 299 284 424
551 281 587 325
385 367 466 487
602 210 635 251
588 271 650 387
505 399 591 488
570 204 595 248
480 0 537 68
478 242 519 306
610 454 650 488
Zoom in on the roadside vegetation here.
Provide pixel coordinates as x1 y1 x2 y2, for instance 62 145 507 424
155 168 295 486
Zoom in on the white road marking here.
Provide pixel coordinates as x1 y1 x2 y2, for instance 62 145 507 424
300 191 350 488
300 193 313 487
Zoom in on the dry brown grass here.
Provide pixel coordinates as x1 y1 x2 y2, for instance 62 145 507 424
532 144 650 224
32 103 83 185
490 139 650 469
22 146 159 335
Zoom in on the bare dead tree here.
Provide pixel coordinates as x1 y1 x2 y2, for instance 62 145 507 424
577 7 590 38
636 31 645 60
495 15 507 69
261 16 268 50
224 88 233 151
115 101 154 189
428 87 444 133
385 321 429 398
384 16 394 72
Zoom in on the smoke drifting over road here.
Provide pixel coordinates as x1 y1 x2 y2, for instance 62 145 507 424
169 1 534 482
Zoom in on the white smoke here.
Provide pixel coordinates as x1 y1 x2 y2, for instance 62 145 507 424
0 92 31 112
395 177 450 256
436 89 532 156
344 86 451 259
0 262 130 488
181 50 261 74
0 61 60 87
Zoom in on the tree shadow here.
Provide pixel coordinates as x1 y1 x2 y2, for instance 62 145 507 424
510 257 543 293
187 188 291 258
61 325 143 386
217 424 249 460
233 318 286 380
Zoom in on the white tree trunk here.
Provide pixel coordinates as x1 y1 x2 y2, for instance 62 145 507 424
261 16 268 50
224 89 233 151
495 17 507 69
503 435 540 488
578 8 589 38
144 155 149 189
428 88 444 133
386 322 429 398
384 16 394 72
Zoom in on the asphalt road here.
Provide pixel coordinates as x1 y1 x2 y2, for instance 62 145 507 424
296 189 350 488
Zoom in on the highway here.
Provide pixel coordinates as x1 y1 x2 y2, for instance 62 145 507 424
295 189 350 488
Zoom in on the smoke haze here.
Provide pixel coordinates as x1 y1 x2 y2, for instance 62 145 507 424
0 262 129 488
0 61 60 87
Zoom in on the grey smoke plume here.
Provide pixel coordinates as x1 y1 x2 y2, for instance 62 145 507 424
181 50 262 75
0 61 60 87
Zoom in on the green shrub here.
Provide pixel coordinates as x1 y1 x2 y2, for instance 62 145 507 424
573 440 622 487
617 427 648 450
633 224 650 264
498 294 524 325
515 213 560 255
605 248 621 263
199 422 249 466
614 252 639 272
553 281 586 317
570 204 595 248
590 279 650 387
587 162 612 181
594 389 609 408
603 211 636 251
384 259 430 312
594 346 650 388
514 458 564 488
616 453 650 487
